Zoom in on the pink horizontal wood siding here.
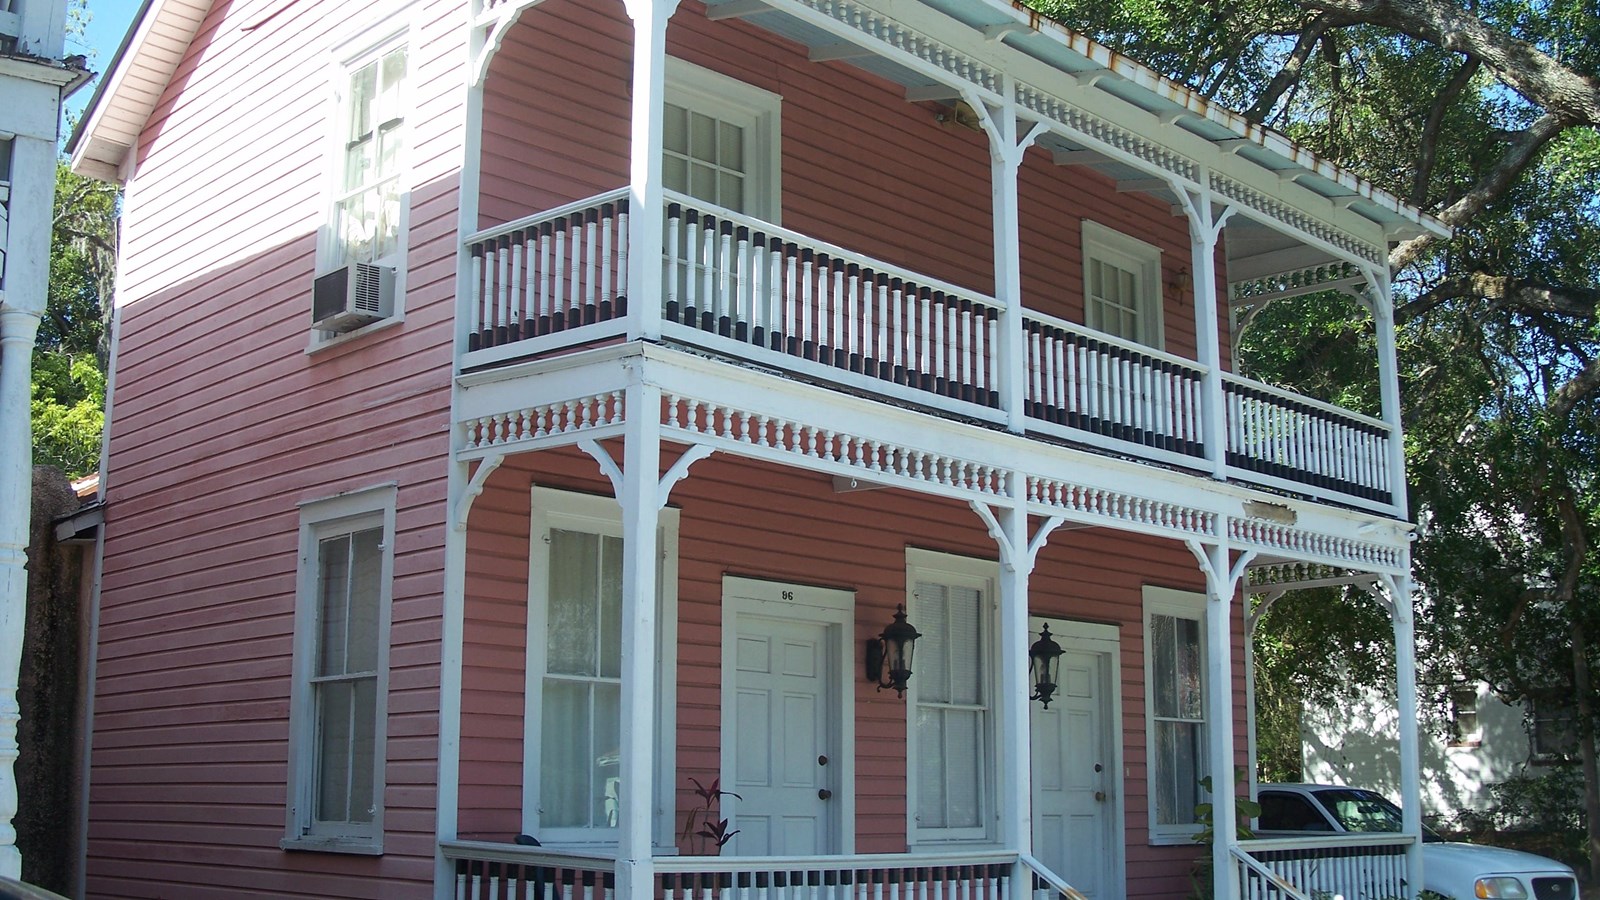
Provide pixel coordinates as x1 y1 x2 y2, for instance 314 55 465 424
90 0 469 891
457 446 1250 898
479 0 1229 363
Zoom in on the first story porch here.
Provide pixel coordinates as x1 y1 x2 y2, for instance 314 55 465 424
434 344 1424 899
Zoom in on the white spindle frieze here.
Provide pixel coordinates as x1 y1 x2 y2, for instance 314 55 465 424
662 393 1010 498
1015 84 1199 183
1026 474 1217 539
1228 517 1403 571
1209 173 1384 265
459 391 625 457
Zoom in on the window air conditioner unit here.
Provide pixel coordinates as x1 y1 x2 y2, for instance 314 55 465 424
312 263 395 333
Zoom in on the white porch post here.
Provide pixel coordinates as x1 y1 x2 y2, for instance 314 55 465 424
617 379 663 897
1366 269 1409 519
994 499 1033 854
0 129 61 878
1189 539 1240 900
1385 572 1424 899
623 0 679 343
1172 179 1233 480
971 80 1045 434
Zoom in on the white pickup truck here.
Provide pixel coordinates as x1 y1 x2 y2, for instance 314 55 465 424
1255 783 1579 900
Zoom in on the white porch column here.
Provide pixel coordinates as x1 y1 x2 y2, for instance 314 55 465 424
995 500 1033 853
1385 572 1423 899
1188 539 1243 900
1171 180 1233 479
1366 269 1409 518
969 81 1045 434
0 129 61 879
617 380 663 897
623 0 680 342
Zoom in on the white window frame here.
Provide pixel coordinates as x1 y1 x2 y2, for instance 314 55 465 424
1142 585 1208 845
522 487 679 849
1447 683 1481 747
310 19 416 350
905 548 998 847
664 57 782 223
283 482 398 855
1081 220 1164 349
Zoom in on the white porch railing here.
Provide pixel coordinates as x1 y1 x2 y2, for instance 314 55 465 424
445 840 617 900
1020 851 1090 899
1222 374 1394 506
658 191 1004 416
460 190 1399 512
442 842 1031 899
1236 835 1414 900
1023 310 1208 465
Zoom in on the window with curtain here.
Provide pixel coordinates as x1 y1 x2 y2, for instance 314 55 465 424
907 552 994 844
1144 587 1207 840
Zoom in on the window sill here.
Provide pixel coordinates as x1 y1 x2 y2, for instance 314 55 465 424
281 835 384 856
1146 831 1202 847
305 314 403 356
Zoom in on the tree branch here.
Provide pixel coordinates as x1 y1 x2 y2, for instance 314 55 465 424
1410 56 1482 206
1396 271 1600 324
1246 16 1335 122
1548 354 1600 421
1390 112 1570 269
1300 0 1600 123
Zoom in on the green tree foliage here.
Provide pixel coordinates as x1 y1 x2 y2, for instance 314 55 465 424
33 160 117 478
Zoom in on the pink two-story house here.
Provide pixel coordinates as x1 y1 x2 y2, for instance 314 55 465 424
66 0 1446 895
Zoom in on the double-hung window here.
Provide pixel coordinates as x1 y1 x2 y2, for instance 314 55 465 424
663 58 780 221
285 484 397 854
1448 684 1481 747
332 41 407 270
906 550 995 844
1144 586 1207 842
524 488 678 847
1082 220 1163 348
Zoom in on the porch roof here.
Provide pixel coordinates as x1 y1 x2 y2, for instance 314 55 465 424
65 0 1450 252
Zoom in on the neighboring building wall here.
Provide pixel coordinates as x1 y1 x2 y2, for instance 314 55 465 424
86 0 468 893
479 0 1225 362
19 466 87 895
457 447 1252 899
1302 683 1530 823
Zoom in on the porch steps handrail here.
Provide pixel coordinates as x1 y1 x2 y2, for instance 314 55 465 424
1018 851 1089 899
1231 845 1315 900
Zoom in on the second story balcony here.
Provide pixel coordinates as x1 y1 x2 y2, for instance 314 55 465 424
459 187 1400 516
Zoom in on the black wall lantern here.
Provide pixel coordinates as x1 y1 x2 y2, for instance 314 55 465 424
865 604 921 697
1029 623 1065 708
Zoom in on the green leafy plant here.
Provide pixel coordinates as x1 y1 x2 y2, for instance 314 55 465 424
1188 770 1263 900
679 776 740 854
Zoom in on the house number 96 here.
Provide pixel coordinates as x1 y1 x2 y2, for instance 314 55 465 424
782 590 795 600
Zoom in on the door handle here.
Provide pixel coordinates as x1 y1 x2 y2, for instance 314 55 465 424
818 789 833 800
1094 791 1106 802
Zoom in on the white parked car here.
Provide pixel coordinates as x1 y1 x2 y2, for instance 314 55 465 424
1256 783 1579 900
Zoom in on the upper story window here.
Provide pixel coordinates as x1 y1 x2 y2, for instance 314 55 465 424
284 483 397 854
1448 684 1481 747
1144 586 1207 843
524 488 679 847
1530 696 1578 762
906 550 995 845
312 32 410 341
1082 220 1163 348
663 58 781 222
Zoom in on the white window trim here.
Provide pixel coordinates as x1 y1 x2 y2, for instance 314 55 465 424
664 57 782 224
283 482 399 855
1081 219 1164 349
904 548 998 847
309 17 417 351
1142 585 1208 845
522 487 679 850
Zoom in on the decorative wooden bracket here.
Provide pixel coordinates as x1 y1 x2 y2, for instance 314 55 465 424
578 438 715 508
970 501 1066 574
453 453 506 532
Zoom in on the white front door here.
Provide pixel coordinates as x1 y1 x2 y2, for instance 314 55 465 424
1030 618 1122 898
722 578 854 856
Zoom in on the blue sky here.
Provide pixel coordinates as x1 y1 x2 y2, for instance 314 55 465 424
65 0 145 125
